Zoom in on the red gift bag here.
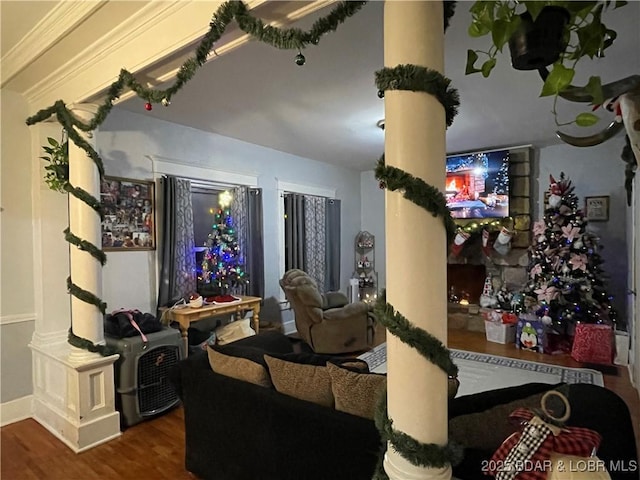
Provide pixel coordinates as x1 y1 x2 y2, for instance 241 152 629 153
570 323 614 365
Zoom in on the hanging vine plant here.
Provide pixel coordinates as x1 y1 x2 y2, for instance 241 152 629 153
40 135 69 193
465 0 629 127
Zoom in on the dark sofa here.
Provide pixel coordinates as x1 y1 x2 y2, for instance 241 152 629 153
170 333 638 480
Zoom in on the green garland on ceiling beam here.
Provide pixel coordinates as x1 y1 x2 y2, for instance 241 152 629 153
25 0 368 357
26 1 368 132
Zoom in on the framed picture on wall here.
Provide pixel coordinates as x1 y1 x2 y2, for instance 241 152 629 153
584 195 609 222
100 176 155 250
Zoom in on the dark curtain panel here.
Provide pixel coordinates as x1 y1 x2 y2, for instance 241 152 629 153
157 176 196 315
284 194 305 271
233 187 264 298
325 198 341 292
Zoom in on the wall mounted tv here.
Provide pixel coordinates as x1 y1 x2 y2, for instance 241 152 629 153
445 148 509 219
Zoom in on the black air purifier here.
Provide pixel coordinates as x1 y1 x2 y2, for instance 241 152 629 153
105 326 185 428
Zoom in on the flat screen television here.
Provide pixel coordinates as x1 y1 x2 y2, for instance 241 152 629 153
445 149 509 219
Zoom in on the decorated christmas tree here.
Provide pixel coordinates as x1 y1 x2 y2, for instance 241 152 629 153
198 192 248 296
521 173 618 330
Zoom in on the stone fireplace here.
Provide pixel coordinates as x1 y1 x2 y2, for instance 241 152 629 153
447 146 533 322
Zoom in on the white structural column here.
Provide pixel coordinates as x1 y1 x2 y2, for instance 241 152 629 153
30 104 121 452
68 104 104 357
383 2 451 480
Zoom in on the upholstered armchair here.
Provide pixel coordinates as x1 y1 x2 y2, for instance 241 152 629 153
279 269 375 354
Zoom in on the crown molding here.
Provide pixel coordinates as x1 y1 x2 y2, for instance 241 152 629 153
25 1 192 105
0 2 105 88
114 0 334 104
24 0 333 109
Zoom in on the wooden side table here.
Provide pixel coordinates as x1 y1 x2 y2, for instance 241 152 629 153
169 296 262 354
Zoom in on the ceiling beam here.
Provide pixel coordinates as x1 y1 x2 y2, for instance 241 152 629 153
0 1 105 88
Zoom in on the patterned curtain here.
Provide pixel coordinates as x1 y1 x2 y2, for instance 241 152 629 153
304 195 326 292
157 176 197 313
230 186 264 298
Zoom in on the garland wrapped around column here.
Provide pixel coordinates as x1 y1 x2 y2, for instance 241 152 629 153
371 2 465 478
26 1 368 355
28 1 467 470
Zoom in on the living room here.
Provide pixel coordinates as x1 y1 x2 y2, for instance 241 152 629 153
1 1 639 478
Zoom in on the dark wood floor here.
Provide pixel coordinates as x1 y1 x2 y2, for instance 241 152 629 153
2 329 638 479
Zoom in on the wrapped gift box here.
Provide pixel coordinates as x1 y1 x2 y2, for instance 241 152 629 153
484 320 516 344
516 315 547 353
571 323 614 365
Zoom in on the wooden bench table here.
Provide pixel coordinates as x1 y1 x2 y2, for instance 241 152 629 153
169 295 261 354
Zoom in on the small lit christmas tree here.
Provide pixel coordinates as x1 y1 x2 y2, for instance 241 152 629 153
521 173 618 330
198 191 248 296
493 159 509 195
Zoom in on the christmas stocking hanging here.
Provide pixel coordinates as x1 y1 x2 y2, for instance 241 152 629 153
493 227 513 256
482 229 492 256
450 231 470 257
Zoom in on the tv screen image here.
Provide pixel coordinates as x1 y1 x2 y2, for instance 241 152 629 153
445 149 509 219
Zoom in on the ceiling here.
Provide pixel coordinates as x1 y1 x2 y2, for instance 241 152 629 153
4 1 640 172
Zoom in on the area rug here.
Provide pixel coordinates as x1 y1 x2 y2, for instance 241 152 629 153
358 343 604 396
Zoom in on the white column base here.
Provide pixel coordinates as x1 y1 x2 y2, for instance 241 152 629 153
29 341 121 453
384 444 452 480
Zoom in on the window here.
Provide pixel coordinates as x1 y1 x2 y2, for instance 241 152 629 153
191 186 223 273
278 181 341 293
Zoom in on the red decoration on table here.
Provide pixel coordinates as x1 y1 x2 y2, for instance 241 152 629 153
144 102 152 111
213 294 240 303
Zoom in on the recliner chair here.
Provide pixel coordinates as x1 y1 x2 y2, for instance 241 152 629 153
279 269 375 354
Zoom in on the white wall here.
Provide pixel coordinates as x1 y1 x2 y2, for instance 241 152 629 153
97 108 362 313
0 89 36 403
537 137 629 324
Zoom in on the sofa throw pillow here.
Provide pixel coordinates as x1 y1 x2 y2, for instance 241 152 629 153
326 362 386 420
207 347 271 388
264 355 335 408
215 318 255 345
448 392 545 451
270 352 370 371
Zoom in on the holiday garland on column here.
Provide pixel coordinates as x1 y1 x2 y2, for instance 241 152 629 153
25 0 368 356
27 0 466 472
371 2 464 477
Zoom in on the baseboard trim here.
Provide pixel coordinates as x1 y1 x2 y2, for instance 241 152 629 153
0 395 33 427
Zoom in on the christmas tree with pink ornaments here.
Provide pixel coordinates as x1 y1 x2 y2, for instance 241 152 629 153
520 173 619 331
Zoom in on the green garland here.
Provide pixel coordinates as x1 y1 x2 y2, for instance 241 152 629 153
375 155 458 244
67 276 107 314
26 0 367 356
375 65 460 127
373 391 464 475
64 228 107 265
370 2 464 477
68 328 117 357
374 292 458 378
